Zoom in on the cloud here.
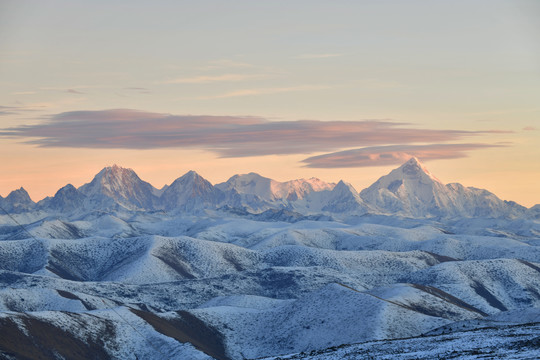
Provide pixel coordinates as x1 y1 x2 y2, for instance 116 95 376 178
0 109 500 162
302 144 506 168
66 89 85 94
12 91 36 95
196 85 329 99
295 53 344 59
123 87 151 94
0 105 42 116
200 59 257 70
523 126 537 131
161 74 269 84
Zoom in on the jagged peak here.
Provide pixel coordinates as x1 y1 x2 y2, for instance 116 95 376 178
90 165 145 186
5 187 33 203
98 164 136 176
7 187 30 197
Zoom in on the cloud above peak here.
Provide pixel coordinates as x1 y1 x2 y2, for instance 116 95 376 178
302 143 506 168
0 109 504 166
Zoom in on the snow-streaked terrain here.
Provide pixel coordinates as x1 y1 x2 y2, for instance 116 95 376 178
0 158 539 359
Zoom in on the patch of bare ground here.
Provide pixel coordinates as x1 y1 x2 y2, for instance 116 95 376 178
0 313 114 359
131 308 228 360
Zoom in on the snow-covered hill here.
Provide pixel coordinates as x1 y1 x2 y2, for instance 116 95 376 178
0 158 539 359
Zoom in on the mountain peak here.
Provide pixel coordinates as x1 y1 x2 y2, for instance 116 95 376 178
332 180 360 197
6 187 32 201
182 170 202 178
79 164 158 210
405 156 421 165
162 171 222 211
1 187 35 213
99 164 135 176
398 157 441 183
175 170 209 185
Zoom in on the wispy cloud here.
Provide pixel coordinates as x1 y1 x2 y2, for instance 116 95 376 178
295 53 344 59
123 87 151 94
302 144 507 168
161 73 270 84
0 109 500 163
0 105 42 116
199 59 257 70
196 85 329 99
12 91 36 95
66 89 85 94
523 126 537 131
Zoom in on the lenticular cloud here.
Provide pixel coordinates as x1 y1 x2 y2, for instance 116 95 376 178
302 143 505 168
1 109 499 164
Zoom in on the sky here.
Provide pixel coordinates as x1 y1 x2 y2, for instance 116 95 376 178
0 0 539 206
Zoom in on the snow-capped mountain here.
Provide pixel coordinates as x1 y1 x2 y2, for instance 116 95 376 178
320 180 369 213
38 184 86 213
360 157 526 218
1 158 530 219
0 187 35 213
444 183 526 218
360 157 456 217
292 180 370 214
216 173 335 212
78 164 159 210
161 170 225 211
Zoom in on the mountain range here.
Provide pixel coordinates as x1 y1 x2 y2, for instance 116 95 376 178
0 157 539 359
0 158 534 220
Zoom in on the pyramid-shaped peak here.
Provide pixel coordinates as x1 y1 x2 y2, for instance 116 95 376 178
78 165 157 210
405 156 422 165
179 170 206 181
186 170 201 176
333 180 358 193
169 170 213 188
401 156 426 170
398 157 440 183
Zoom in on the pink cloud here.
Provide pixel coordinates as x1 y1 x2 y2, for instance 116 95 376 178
302 144 507 168
0 109 502 160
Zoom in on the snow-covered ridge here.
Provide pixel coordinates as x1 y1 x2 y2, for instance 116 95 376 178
1 158 534 219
